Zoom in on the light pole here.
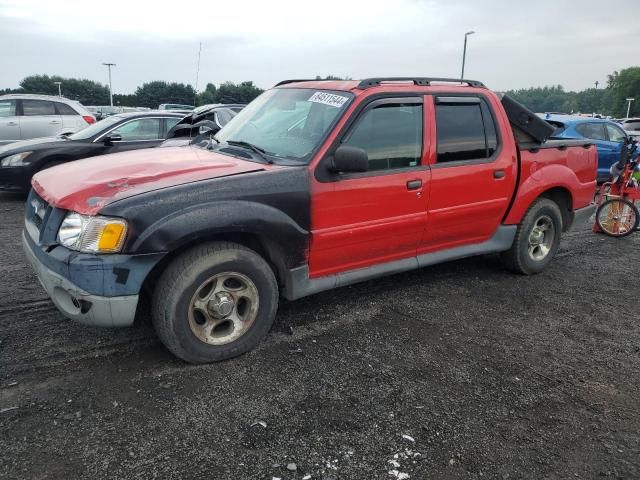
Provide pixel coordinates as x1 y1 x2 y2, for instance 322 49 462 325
626 98 635 118
54 81 62 96
102 63 116 107
461 30 475 81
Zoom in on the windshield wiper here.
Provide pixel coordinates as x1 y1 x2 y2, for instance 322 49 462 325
225 140 273 164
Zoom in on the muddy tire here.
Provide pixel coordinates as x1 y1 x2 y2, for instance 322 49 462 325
500 198 563 275
152 242 278 364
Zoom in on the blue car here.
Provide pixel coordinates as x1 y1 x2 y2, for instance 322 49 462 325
540 114 637 182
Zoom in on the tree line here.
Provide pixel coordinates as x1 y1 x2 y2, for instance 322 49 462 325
0 75 264 108
2 67 639 116
505 67 640 117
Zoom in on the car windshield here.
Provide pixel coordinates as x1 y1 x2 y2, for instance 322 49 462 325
67 115 124 140
215 88 353 163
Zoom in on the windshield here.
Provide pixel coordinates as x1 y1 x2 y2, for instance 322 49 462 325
68 115 123 140
215 88 353 163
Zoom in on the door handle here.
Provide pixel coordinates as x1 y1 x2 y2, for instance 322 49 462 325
406 179 422 190
50 121 60 124
6 121 17 126
493 169 505 179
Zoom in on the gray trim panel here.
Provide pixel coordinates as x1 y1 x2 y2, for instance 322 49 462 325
284 225 517 300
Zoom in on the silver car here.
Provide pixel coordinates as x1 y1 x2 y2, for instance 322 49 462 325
0 94 96 145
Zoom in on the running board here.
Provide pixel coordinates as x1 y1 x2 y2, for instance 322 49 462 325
283 225 517 300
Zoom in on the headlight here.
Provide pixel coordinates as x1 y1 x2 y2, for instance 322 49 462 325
57 212 128 253
1 152 32 167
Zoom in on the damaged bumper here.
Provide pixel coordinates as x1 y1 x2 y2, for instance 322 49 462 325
22 230 163 327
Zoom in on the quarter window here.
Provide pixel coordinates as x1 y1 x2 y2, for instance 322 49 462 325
22 100 56 116
110 118 161 141
606 124 626 142
435 100 498 163
55 102 79 116
575 123 607 141
342 103 422 171
0 100 16 117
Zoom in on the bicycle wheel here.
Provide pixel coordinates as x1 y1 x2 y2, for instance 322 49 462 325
595 198 639 237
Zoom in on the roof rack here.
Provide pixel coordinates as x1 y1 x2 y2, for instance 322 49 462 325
357 77 485 89
274 77 486 89
274 79 317 87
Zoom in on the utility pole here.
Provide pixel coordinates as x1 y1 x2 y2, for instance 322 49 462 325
194 42 202 106
461 31 475 81
102 63 116 107
626 98 635 118
54 81 62 96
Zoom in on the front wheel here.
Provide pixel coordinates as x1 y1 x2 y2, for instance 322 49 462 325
152 242 278 363
500 198 563 275
596 198 639 237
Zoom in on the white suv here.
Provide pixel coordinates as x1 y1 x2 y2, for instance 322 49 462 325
0 94 96 145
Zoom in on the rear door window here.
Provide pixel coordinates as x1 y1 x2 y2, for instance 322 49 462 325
0 99 16 117
22 100 56 116
606 124 626 142
575 123 607 141
435 98 499 163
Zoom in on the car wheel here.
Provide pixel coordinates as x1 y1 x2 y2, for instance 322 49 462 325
500 198 563 275
152 242 278 363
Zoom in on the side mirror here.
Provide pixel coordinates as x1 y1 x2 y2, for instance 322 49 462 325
104 134 122 145
330 145 369 173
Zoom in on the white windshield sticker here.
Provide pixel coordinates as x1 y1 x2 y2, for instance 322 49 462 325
308 91 349 108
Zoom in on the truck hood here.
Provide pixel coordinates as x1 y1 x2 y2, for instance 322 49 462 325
32 147 268 215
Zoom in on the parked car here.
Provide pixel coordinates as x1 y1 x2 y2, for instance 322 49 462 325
0 111 183 192
23 77 596 363
0 94 95 145
160 104 243 147
541 114 636 182
620 117 640 132
158 103 194 115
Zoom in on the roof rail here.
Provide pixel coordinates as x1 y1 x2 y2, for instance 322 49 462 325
357 77 485 89
274 79 317 87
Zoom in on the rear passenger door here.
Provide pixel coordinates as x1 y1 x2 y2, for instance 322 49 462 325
19 99 62 139
422 95 517 251
0 99 20 144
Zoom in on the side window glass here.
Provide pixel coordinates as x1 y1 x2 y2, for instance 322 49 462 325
22 100 56 116
481 102 498 157
111 119 161 141
0 100 16 117
342 103 422 171
606 124 626 143
436 103 488 162
576 123 607 141
165 117 181 135
55 102 78 116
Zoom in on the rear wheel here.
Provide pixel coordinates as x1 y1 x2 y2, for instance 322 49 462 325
500 198 563 275
152 242 278 363
596 198 639 237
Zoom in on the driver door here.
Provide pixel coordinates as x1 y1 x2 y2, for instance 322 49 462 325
103 117 164 153
310 97 430 277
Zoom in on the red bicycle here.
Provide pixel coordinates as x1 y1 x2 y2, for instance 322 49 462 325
594 138 640 237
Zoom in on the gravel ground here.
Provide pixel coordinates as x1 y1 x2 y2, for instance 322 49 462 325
0 191 639 480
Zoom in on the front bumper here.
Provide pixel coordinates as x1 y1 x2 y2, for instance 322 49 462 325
22 230 163 327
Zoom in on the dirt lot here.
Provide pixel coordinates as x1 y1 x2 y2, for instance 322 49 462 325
0 191 639 480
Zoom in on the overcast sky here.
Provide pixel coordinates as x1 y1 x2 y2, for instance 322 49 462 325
0 0 637 94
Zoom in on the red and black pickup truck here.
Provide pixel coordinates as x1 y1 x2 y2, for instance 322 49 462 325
22 77 597 363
